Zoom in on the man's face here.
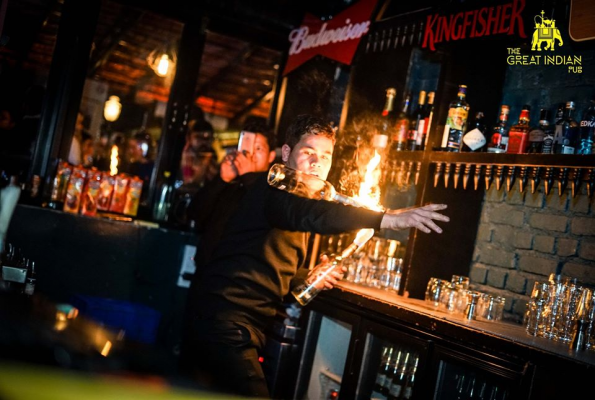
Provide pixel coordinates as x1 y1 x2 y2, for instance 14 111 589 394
282 134 334 180
251 133 275 172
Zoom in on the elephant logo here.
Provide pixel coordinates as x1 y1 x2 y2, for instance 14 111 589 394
531 10 563 51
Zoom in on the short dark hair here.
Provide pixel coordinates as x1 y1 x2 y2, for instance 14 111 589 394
284 114 336 149
242 120 276 150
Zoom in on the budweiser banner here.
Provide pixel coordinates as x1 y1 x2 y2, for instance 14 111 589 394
283 0 378 75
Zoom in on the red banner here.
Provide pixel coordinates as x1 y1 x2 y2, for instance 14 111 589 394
283 0 378 75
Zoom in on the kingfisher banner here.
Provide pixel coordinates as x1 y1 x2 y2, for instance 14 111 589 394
283 0 378 75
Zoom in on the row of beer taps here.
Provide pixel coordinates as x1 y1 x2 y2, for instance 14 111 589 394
365 21 425 53
432 163 595 198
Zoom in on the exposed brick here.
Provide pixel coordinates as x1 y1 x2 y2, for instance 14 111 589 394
469 263 488 284
505 187 524 205
486 268 507 289
529 213 567 232
557 238 578 257
505 271 527 294
518 255 558 275
486 185 506 203
569 194 590 214
524 190 544 208
477 244 516 269
493 225 517 249
544 191 568 211
579 240 595 261
571 217 595 235
562 262 595 286
514 232 533 249
476 225 492 242
534 235 555 254
490 204 525 227
512 298 529 319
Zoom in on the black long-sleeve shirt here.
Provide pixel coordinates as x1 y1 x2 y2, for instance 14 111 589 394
185 171 383 333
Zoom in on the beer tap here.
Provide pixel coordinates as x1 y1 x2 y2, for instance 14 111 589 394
386 28 393 49
463 164 473 190
405 161 413 185
495 165 505 191
414 162 422 186
393 26 401 49
373 31 379 52
531 167 542 194
444 163 451 188
571 168 583 198
557 168 569 197
587 168 595 198
474 165 483 190
518 166 528 193
379 29 386 51
453 163 462 189
399 160 406 186
506 165 517 192
401 24 408 47
434 162 443 188
389 160 398 184
544 167 554 196
409 23 416 45
485 165 494 190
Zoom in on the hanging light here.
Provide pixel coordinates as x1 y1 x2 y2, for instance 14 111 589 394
147 43 177 77
104 95 122 122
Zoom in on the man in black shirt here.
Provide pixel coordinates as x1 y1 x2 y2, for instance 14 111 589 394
180 115 448 398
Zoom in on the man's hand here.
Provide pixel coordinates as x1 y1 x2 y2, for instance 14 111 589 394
305 255 347 291
380 203 449 234
220 151 260 182
220 153 238 182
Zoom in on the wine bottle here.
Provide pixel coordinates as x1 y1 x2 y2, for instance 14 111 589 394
374 346 394 394
441 85 470 152
487 105 510 153
388 351 410 399
383 348 403 396
507 105 531 154
374 88 397 151
527 109 552 154
399 355 419 400
461 111 487 152
555 101 579 154
577 100 595 155
421 91 435 151
409 90 426 151
392 94 411 153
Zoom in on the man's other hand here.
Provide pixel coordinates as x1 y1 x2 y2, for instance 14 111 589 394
380 203 449 234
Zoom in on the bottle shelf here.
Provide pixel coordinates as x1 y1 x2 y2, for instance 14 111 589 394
429 152 595 168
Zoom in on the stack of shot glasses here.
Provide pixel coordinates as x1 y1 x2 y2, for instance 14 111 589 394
525 273 595 351
425 275 505 321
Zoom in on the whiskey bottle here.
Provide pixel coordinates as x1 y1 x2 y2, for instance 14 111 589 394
577 100 595 155
527 109 552 154
374 88 397 151
392 94 411 153
421 91 435 151
487 105 510 153
556 101 579 154
461 111 487 152
441 85 470 152
409 90 426 151
507 105 531 154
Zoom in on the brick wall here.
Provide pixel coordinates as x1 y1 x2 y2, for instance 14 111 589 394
469 185 595 323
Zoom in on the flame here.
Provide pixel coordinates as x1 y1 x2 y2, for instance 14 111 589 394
354 150 383 211
110 145 119 176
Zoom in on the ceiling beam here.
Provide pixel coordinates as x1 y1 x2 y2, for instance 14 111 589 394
195 43 255 97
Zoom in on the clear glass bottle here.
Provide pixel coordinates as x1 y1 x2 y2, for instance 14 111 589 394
291 228 374 306
374 88 397 151
460 111 487 152
577 100 595 155
527 109 552 154
555 101 579 154
487 105 510 153
507 105 531 154
441 85 470 152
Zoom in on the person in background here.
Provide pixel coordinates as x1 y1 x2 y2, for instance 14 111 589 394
179 114 449 398
124 131 155 188
67 112 85 166
180 118 218 188
81 132 94 168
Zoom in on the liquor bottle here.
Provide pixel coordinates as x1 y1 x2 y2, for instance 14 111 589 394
421 91 435 151
507 105 531 154
460 111 487 152
555 101 580 154
291 229 374 306
408 90 426 151
388 351 410 400
392 94 411 153
577 100 595 155
527 109 552 154
382 348 403 396
374 88 397 151
374 346 394 393
399 355 419 400
24 260 36 296
441 85 470 152
487 105 510 153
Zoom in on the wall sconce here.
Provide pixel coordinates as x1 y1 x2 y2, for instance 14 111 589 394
104 95 122 122
147 43 177 77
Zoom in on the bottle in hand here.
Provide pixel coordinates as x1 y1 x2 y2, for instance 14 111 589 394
487 105 510 153
461 111 487 152
441 85 470 152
